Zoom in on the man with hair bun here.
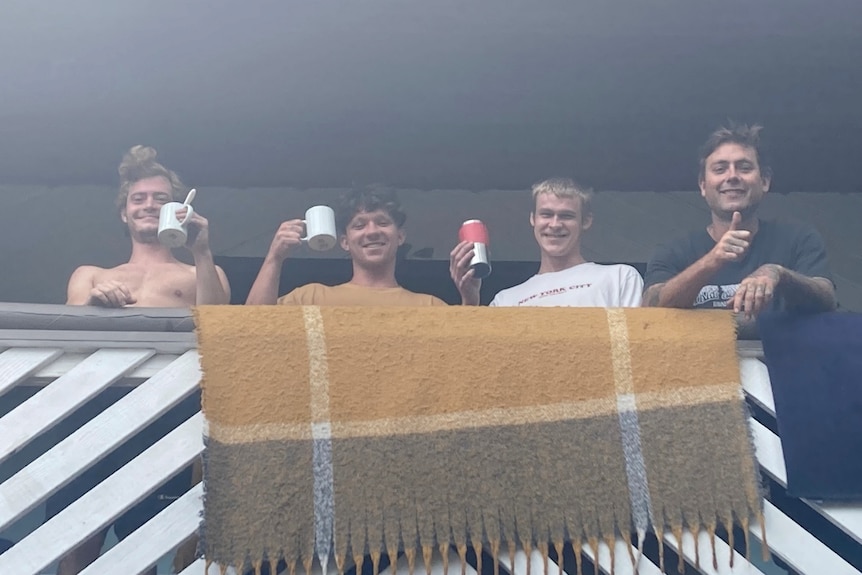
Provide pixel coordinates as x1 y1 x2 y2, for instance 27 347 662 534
53 146 229 575
66 145 230 307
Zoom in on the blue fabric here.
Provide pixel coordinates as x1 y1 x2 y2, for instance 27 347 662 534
758 312 862 500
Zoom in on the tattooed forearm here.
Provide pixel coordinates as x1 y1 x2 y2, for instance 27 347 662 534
643 284 665 307
777 269 837 312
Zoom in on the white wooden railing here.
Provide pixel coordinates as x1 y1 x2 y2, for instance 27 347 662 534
0 304 860 575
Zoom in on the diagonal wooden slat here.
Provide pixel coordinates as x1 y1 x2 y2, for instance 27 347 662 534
745 353 862 548
751 419 862 545
180 561 238 575
79 482 204 575
0 347 62 397
0 413 204 575
0 350 201 531
30 352 180 383
498 547 569 575
179 560 240 575
0 348 154 463
662 529 766 575
582 540 664 575
739 357 775 414
748 501 860 575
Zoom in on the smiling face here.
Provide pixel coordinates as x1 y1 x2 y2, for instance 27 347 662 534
339 208 406 271
530 193 592 262
120 176 173 243
699 142 771 221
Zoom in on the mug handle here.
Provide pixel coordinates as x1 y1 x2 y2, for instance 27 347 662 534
299 220 309 242
178 205 194 225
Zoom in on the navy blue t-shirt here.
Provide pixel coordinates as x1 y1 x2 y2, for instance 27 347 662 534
645 219 833 310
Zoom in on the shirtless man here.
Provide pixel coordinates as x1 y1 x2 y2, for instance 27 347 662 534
66 145 230 307
54 145 229 575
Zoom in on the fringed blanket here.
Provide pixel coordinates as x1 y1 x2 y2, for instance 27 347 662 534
194 306 762 574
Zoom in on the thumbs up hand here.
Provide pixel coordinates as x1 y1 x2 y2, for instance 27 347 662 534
710 211 752 264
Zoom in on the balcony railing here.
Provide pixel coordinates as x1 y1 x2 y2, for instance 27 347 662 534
0 303 860 575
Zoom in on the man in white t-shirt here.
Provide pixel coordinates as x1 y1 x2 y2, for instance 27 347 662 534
450 178 643 307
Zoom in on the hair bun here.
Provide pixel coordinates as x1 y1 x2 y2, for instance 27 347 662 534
118 145 158 179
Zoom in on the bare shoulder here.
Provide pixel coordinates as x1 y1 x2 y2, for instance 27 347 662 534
68 265 105 283
66 265 105 304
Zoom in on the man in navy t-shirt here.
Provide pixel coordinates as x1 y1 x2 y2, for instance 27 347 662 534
644 123 836 318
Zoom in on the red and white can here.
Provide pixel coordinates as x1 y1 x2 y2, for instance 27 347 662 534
459 219 492 279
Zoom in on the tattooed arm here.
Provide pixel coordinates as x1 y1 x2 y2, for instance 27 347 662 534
643 251 724 307
731 264 836 318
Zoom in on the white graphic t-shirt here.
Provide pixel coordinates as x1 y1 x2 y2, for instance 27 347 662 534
489 263 643 307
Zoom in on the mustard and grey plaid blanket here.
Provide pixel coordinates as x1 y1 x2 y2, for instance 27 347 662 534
194 306 763 574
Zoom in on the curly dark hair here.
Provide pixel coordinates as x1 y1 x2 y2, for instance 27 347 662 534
698 122 772 181
335 187 407 233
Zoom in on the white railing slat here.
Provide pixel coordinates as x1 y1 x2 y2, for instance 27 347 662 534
748 500 860 575
0 413 204 575
750 418 789 485
385 548 477 575
79 482 204 575
30 352 180 383
579 540 663 575
739 357 776 415
662 529 766 574
498 548 567 575
751 418 862 546
179 561 240 575
0 348 63 397
0 350 201 531
0 348 154 463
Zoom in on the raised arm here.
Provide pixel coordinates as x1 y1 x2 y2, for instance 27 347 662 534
184 210 230 304
246 220 304 305
645 212 751 308
449 241 481 306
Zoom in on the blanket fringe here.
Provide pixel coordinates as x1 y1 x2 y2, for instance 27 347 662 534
388 544 399 575
537 540 549 575
572 538 583 575
706 521 718 571
406 545 416 575
490 538 501 575
554 540 565 575
422 544 433 575
457 543 468 575
759 510 770 562
473 540 483 575
439 543 450 575
588 537 599 575
726 519 735 568
371 550 381 575
211 510 770 575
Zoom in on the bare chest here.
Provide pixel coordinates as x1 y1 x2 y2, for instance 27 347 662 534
95 264 197 307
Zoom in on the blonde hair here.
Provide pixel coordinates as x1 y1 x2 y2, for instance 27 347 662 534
116 145 186 212
531 177 593 218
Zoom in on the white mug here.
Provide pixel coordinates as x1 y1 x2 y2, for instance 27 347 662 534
301 205 337 251
158 202 195 248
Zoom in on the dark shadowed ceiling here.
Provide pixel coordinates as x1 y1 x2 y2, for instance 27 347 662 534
1 0 861 192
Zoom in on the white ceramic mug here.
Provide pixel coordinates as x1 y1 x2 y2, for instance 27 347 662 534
158 202 195 248
301 205 337 251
